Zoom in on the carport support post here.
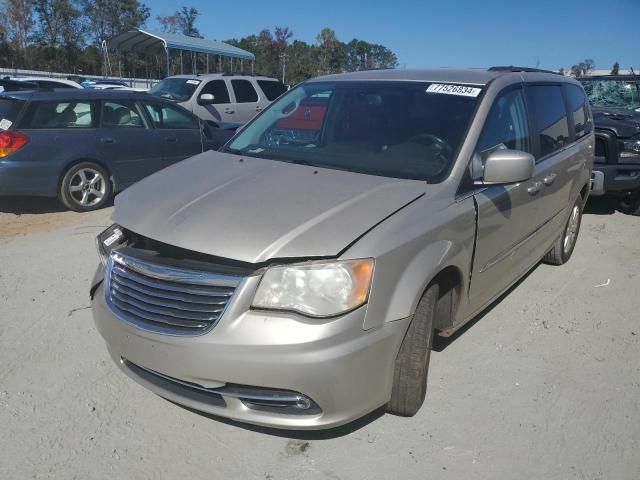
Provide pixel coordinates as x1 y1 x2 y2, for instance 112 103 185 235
218 55 222 72
165 47 170 77
180 50 184 74
251 61 254 74
206 54 209 73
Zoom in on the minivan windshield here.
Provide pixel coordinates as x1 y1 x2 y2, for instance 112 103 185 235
226 81 480 181
149 78 200 102
580 78 640 111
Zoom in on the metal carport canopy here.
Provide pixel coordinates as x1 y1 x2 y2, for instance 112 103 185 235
107 28 255 61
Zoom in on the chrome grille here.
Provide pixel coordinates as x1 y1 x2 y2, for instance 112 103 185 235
105 250 241 335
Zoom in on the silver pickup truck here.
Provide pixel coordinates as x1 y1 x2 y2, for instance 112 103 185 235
91 67 593 430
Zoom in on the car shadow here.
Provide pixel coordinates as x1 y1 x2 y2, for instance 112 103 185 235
0 196 67 214
0 196 114 214
584 196 620 215
172 401 386 440
432 264 538 352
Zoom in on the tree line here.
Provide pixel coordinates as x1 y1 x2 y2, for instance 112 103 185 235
0 1 398 84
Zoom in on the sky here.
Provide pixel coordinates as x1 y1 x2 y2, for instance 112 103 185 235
148 0 639 72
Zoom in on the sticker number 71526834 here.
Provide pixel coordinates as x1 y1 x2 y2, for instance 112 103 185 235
426 84 482 97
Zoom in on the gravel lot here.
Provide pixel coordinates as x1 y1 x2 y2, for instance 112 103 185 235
1 196 638 480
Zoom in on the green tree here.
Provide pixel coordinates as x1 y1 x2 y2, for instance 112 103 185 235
611 62 620 75
7 0 34 65
157 6 202 38
316 28 345 75
83 0 150 46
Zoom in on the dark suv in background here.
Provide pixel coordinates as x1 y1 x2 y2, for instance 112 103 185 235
0 89 215 211
579 75 640 214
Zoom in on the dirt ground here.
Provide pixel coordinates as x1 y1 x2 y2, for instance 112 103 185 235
0 195 638 480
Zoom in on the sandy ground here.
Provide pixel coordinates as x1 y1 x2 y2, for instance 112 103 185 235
0 196 638 480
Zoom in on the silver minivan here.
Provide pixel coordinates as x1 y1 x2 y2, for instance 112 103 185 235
92 68 594 430
148 74 287 127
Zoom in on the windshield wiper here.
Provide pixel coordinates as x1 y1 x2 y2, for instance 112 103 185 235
221 146 242 154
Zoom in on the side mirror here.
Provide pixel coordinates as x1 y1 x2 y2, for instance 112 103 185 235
197 93 215 105
482 149 535 184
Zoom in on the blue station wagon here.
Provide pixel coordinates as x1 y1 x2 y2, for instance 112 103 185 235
0 89 216 211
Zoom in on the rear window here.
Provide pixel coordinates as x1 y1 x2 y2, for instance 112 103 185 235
257 80 288 101
231 80 258 103
0 99 25 127
19 101 96 129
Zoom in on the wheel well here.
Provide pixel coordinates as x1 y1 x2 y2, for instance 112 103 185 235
58 159 114 193
430 266 463 331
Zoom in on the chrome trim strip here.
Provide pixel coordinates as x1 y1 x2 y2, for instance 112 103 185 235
111 274 230 304
112 251 242 288
128 360 308 403
111 264 235 297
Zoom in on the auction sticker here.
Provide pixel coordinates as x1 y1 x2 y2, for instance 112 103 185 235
186 79 201 85
426 84 481 97
0 119 12 130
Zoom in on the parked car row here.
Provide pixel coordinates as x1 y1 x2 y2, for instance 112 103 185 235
0 73 288 210
0 89 216 211
90 67 594 430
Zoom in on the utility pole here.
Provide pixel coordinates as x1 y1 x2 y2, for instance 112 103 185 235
280 53 288 84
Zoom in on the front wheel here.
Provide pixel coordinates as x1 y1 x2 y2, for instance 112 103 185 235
386 284 439 417
543 196 583 265
618 191 640 216
59 162 112 212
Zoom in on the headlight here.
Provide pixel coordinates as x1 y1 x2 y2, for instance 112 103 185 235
96 224 128 265
621 137 640 162
252 259 375 318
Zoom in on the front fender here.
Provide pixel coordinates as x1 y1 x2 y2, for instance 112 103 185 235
342 194 476 331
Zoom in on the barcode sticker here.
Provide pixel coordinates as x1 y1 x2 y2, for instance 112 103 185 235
186 80 201 85
426 84 482 97
0 119 12 130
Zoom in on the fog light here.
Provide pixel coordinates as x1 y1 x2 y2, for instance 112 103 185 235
295 395 312 410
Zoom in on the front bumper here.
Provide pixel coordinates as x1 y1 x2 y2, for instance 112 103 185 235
92 282 409 430
591 163 640 195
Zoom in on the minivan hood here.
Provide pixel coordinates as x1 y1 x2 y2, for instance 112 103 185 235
113 151 426 264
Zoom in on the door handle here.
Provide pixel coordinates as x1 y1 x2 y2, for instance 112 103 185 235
543 173 557 186
100 137 115 144
166 137 177 143
224 108 235 114
527 182 542 195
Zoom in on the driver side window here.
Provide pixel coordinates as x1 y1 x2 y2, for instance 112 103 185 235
473 88 531 180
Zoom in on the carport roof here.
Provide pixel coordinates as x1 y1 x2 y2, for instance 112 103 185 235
107 29 255 61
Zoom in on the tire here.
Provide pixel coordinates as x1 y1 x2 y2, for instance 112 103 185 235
543 196 583 265
386 283 439 417
618 191 640 216
59 162 112 212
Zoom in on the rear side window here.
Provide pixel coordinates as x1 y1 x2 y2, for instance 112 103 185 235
200 80 230 104
20 101 95 128
257 80 287 101
231 80 258 103
0 99 25 126
143 103 199 130
565 84 592 140
526 85 570 159
102 101 145 128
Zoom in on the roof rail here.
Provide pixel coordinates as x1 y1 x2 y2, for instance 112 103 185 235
488 66 560 75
